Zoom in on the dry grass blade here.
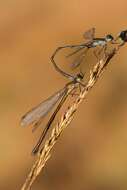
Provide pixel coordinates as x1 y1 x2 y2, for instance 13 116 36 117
21 46 122 190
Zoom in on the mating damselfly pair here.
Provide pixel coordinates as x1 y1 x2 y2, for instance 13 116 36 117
51 28 127 78
21 28 127 155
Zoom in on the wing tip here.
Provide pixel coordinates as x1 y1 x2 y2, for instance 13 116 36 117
20 115 27 127
20 120 26 127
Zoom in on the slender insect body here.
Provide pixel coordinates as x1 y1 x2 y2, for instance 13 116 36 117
51 28 114 72
21 73 85 154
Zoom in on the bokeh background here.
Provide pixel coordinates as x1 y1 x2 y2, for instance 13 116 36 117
0 0 127 189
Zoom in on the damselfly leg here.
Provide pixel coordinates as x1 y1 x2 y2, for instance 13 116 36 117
51 28 114 76
51 44 88 80
51 28 95 76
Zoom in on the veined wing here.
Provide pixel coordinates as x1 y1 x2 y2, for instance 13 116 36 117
64 45 88 69
83 27 95 40
70 48 88 69
21 87 67 127
66 46 86 58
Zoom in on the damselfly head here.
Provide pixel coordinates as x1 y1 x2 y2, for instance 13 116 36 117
118 30 127 42
105 34 114 42
77 72 84 81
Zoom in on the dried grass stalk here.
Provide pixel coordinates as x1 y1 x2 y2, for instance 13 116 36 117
21 46 121 190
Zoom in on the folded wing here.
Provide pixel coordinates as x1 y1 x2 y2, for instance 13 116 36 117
21 87 66 127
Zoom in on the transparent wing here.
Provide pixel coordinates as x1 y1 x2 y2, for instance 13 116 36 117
83 27 95 40
70 49 88 69
66 47 89 69
66 46 85 58
21 87 66 127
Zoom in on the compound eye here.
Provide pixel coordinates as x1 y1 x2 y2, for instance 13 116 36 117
124 31 127 42
106 34 113 41
110 36 114 40
118 30 127 42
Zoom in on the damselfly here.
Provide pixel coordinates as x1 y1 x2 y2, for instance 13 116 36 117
51 28 114 77
21 73 85 155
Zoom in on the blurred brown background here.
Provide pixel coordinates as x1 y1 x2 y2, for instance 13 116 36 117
0 0 127 190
